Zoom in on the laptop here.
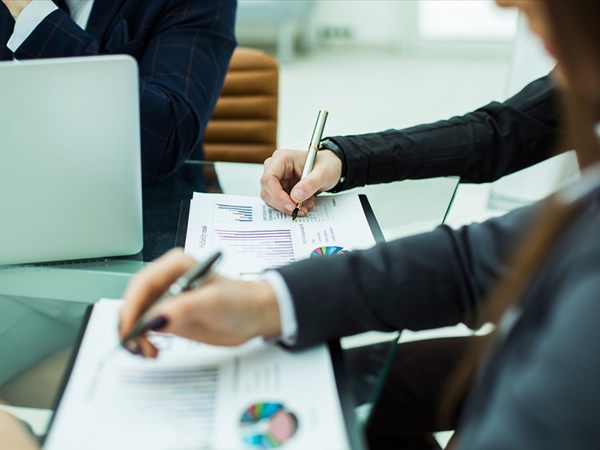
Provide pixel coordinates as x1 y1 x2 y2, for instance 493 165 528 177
0 55 143 265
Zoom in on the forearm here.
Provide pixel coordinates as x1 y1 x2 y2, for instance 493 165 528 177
277 204 538 349
331 75 560 190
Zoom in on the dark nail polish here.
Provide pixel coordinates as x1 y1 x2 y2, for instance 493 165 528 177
147 315 168 332
125 341 142 356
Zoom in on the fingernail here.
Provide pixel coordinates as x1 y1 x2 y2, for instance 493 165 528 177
284 203 294 212
125 341 142 356
147 315 168 332
292 188 304 200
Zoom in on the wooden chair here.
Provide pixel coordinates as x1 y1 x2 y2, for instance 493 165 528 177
203 47 279 164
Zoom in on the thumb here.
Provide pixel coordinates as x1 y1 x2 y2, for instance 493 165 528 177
290 173 323 203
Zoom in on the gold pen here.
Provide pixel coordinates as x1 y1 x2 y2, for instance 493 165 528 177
291 109 329 221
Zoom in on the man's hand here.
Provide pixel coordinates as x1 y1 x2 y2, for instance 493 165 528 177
260 149 343 217
2 0 32 21
119 249 282 357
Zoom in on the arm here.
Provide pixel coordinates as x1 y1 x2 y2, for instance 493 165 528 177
333 74 561 190
119 204 538 354
9 0 236 183
276 203 539 349
261 75 560 214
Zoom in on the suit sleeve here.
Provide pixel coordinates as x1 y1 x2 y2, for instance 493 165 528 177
330 75 561 190
11 1 237 183
276 204 538 349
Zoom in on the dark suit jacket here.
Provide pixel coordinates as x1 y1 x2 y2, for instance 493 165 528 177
278 188 600 447
328 75 561 189
0 0 236 183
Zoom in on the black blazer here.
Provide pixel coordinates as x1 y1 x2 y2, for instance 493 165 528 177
0 0 237 183
328 74 561 189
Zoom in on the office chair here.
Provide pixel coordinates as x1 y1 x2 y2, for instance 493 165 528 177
203 47 279 164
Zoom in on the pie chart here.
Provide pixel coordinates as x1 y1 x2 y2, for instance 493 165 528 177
240 402 298 448
310 246 346 257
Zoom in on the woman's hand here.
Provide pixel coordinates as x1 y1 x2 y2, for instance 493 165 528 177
119 249 282 357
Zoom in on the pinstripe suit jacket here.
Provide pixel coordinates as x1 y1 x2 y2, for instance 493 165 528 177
0 0 237 183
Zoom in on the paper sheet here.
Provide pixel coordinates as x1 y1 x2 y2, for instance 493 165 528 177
45 300 351 450
184 193 376 278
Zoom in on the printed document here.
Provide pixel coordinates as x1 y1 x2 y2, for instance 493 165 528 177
184 193 376 278
45 300 351 450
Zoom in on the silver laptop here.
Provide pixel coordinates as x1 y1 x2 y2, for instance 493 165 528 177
0 55 143 265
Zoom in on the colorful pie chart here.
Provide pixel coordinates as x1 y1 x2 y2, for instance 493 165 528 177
310 246 346 257
240 402 298 448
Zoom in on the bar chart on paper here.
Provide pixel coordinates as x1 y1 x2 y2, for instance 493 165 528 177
215 202 254 223
115 365 219 448
185 193 377 278
214 228 295 277
45 300 353 450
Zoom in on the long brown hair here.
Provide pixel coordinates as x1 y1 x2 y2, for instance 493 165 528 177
441 0 600 430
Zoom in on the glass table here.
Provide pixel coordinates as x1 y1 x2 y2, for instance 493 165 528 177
0 161 458 445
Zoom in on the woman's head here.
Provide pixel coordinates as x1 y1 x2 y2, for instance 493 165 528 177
498 1 600 93
442 0 600 426
498 0 600 167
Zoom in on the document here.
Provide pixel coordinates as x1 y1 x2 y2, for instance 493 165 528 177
184 193 376 278
45 300 351 450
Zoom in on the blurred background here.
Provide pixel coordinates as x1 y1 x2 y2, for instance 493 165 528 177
234 0 577 227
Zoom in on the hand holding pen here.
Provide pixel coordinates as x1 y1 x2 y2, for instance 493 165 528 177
119 250 221 355
119 249 282 357
291 110 329 221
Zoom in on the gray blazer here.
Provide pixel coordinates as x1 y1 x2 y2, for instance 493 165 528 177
277 197 600 447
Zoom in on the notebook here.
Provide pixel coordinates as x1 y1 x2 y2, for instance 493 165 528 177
0 55 143 265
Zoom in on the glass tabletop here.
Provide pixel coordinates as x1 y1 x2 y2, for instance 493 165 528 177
0 161 459 443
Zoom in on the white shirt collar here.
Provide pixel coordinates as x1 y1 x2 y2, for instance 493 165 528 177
65 0 94 30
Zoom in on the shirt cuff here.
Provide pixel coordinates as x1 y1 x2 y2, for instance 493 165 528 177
7 0 59 53
261 270 298 346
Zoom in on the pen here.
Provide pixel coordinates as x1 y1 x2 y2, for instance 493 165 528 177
291 109 329 221
120 251 222 352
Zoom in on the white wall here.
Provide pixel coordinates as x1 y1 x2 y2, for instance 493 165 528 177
311 1 407 48
236 0 517 54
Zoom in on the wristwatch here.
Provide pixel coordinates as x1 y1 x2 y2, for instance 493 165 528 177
319 139 347 192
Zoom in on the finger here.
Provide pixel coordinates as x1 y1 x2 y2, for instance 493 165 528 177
150 288 214 342
261 149 308 214
261 174 296 213
295 205 310 217
152 283 252 347
137 337 159 359
290 173 323 203
303 198 316 210
290 150 342 203
119 249 196 339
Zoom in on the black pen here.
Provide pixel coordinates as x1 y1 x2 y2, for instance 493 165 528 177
291 109 329 221
120 251 222 351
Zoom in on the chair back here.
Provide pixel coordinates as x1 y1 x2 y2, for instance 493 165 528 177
203 47 279 163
